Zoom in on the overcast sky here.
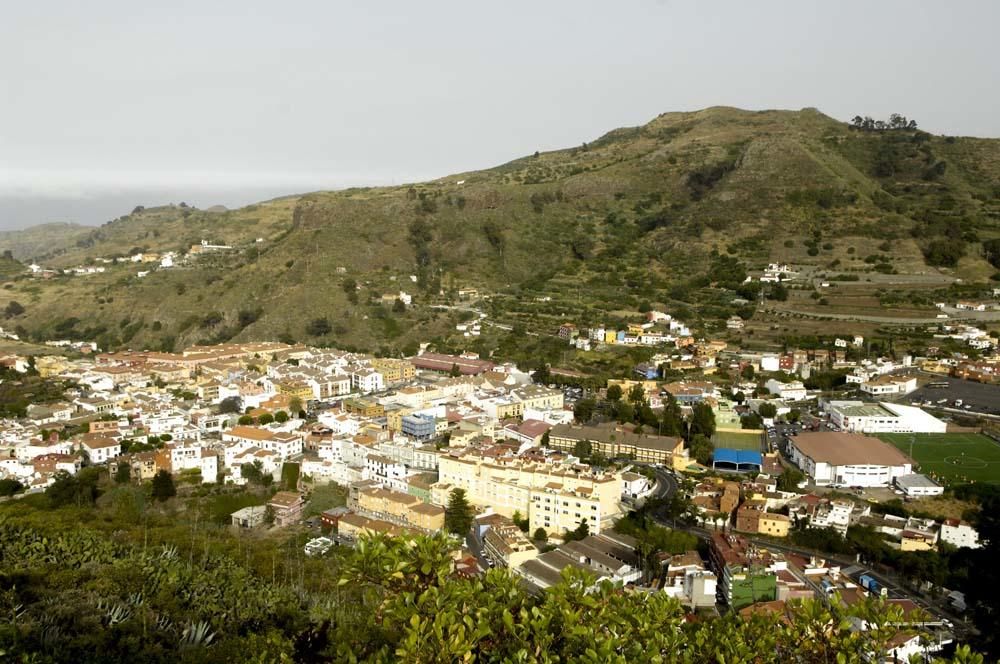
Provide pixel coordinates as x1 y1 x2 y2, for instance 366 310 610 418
1 1 998 228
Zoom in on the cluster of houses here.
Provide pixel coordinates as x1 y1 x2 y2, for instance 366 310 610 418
27 239 236 282
1 342 654 547
558 310 692 351
688 473 980 553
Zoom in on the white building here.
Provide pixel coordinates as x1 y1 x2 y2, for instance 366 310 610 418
939 519 980 549
859 375 917 397
79 437 121 465
894 474 944 497
764 379 807 401
351 368 384 394
759 354 780 373
789 432 912 488
825 401 947 434
808 499 870 536
166 442 218 483
364 453 409 492
621 471 652 499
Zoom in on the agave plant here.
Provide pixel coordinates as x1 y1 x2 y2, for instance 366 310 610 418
155 612 174 633
179 620 216 649
105 603 132 626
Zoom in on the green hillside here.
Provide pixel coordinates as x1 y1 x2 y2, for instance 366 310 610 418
3 107 1000 355
0 222 92 261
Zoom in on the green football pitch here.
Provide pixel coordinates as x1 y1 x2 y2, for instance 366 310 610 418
877 433 1000 485
712 430 762 451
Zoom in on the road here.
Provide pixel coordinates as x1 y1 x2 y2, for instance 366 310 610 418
649 465 679 501
760 306 1000 325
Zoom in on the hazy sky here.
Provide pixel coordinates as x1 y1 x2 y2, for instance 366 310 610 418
2 1 998 228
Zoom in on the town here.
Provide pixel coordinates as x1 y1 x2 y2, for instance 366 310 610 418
2 304 999 663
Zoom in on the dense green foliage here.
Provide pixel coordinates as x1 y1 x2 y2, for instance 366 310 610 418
0 512 984 663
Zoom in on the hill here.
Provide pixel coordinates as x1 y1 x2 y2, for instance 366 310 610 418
0 222 91 261
3 107 1000 357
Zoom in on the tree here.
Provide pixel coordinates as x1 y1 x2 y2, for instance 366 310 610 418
573 439 593 460
689 434 714 466
615 401 635 424
659 393 684 437
532 364 551 385
733 391 746 405
151 470 176 502
0 478 23 496
3 301 24 318
306 317 332 337
777 467 805 492
238 414 254 425
540 430 550 447
445 489 474 536
564 518 589 542
688 402 716 439
627 384 646 406
241 460 264 484
740 364 755 380
258 412 275 425
274 410 289 423
449 363 461 378
288 396 304 416
758 402 778 419
923 239 966 267
46 469 100 507
786 408 801 423
606 384 623 401
533 528 548 542
281 462 300 491
573 398 596 423
218 396 243 414
512 510 529 532
114 462 131 484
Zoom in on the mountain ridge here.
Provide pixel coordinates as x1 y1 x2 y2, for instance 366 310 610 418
2 106 998 356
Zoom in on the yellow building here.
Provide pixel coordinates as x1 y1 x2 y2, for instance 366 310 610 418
899 532 935 552
409 502 446 531
483 518 539 568
495 399 524 420
338 513 422 540
511 385 564 411
606 379 659 399
344 398 384 418
372 358 416 383
35 355 70 378
357 487 445 532
758 513 791 538
274 378 314 402
384 405 415 433
549 422 684 465
435 452 622 536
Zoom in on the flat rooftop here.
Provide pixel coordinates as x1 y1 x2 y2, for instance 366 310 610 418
792 432 912 467
830 401 895 418
895 474 940 489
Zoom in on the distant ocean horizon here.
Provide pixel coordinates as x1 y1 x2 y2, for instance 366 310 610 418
0 186 321 231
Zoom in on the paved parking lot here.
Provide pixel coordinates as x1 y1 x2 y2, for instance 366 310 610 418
903 376 1000 417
